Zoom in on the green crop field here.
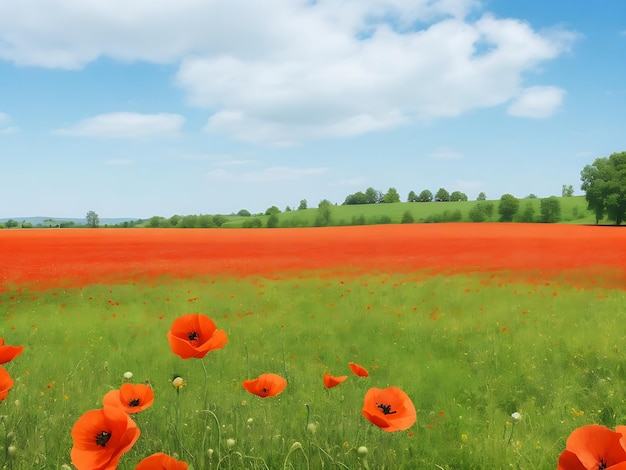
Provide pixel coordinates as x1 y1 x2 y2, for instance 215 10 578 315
2 269 624 469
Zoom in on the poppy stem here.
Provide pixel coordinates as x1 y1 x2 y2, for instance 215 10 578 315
281 328 288 383
201 357 209 411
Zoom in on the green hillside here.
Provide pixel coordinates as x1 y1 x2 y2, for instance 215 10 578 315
222 196 596 228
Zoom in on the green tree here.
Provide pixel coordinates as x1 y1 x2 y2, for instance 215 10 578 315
266 213 279 228
518 201 535 222
450 191 468 202
483 202 494 218
265 206 281 216
212 215 227 227
476 192 487 201
5 219 18 228
298 199 308 210
407 190 418 202
418 189 433 202
242 218 262 228
314 199 333 227
86 210 99 228
365 187 382 204
435 188 450 202
237 209 251 217
580 151 626 225
383 187 401 203
562 184 574 197
401 211 414 223
498 194 520 222
540 196 561 223
468 205 487 222
169 215 181 227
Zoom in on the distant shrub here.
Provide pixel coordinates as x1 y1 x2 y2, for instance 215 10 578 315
351 214 366 225
468 205 487 222
242 218 263 228
401 211 414 223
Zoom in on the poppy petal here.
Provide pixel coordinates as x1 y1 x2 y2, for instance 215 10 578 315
323 373 348 388
0 366 14 403
0 338 23 364
349 362 369 377
135 452 189 470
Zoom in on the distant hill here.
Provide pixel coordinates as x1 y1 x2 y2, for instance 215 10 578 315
0 216 142 226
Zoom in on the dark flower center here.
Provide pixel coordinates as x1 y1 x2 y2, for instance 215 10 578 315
95 431 111 447
129 398 141 407
187 331 199 341
376 403 397 415
262 388 269 394
599 460 607 470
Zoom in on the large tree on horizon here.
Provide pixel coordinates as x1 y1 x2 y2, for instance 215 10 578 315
580 151 626 225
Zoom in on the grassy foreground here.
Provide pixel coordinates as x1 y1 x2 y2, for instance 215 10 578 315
1 270 625 469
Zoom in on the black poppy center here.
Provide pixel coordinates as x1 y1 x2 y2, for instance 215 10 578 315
376 403 397 415
262 388 269 394
95 431 111 447
187 331 199 341
129 398 141 407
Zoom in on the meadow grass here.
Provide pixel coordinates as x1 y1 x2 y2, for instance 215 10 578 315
1 270 625 469
221 196 595 228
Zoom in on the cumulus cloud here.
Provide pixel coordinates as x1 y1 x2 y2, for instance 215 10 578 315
507 86 566 118
54 112 184 138
0 1 576 143
207 166 328 183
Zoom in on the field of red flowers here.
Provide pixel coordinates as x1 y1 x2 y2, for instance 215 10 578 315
1 223 625 290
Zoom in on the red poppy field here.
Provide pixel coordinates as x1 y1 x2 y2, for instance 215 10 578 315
1 223 626 469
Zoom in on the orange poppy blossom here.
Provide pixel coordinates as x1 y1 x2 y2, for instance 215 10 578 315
0 366 14 402
135 452 188 470
323 373 348 388
557 424 626 469
361 386 416 432
71 405 141 470
102 383 155 414
349 362 369 377
167 313 228 359
0 338 23 364
242 373 287 398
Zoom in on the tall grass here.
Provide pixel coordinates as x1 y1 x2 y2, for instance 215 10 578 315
1 270 624 469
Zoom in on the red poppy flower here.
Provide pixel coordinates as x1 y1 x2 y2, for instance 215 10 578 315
0 366 14 403
135 452 188 470
242 373 287 398
349 362 369 377
102 383 155 414
362 386 416 432
323 373 347 388
167 313 228 359
557 424 626 469
0 338 23 364
71 405 141 470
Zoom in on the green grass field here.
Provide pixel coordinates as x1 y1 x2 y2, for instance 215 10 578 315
2 270 624 469
221 196 595 228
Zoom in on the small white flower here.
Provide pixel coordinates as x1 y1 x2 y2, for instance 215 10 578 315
172 377 185 389
207 449 214 459
511 412 521 421
226 438 236 448
123 371 133 380
307 422 317 434
357 446 368 457
246 418 253 424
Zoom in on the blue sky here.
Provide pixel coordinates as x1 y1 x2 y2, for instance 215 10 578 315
0 0 624 219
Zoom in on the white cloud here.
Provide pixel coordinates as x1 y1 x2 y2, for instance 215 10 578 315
507 86 566 118
429 148 464 159
0 1 576 143
207 166 328 183
54 112 184 138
